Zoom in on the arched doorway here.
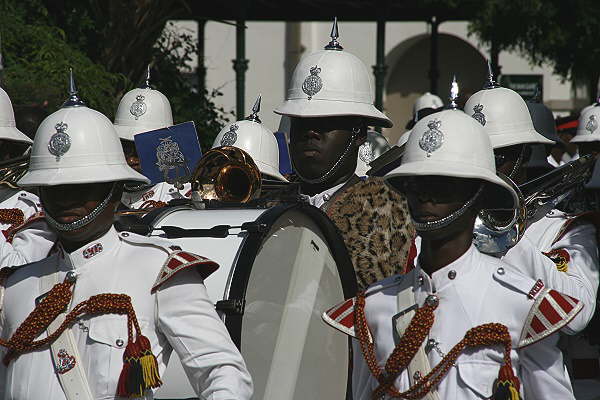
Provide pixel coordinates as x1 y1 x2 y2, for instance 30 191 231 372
384 33 488 144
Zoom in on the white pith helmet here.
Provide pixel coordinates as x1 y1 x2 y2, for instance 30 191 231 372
0 88 33 144
212 95 287 182
113 66 173 141
273 18 392 128
385 108 518 210
413 92 443 117
397 131 411 148
464 66 553 149
18 71 149 187
355 130 391 176
572 105 600 143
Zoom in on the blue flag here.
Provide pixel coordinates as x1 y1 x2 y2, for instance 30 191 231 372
274 131 293 175
134 121 203 185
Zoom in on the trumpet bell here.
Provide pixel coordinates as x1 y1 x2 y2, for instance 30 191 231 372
191 146 261 203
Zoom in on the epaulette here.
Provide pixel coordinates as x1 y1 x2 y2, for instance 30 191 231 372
322 297 365 340
492 263 583 348
117 231 220 293
518 287 582 348
4 212 46 243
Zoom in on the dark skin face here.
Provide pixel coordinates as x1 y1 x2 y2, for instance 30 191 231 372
0 140 30 161
402 176 481 275
494 144 531 185
289 116 366 196
121 140 141 173
40 182 123 253
578 142 600 159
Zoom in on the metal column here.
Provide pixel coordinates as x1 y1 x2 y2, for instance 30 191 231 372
232 20 249 120
373 19 387 132
490 37 501 82
196 19 207 94
428 16 439 95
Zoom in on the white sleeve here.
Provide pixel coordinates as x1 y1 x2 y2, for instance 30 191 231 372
518 335 576 399
0 220 56 268
156 269 253 400
503 222 599 333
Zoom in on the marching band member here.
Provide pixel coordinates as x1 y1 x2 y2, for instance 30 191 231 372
114 67 191 209
273 18 414 289
465 76 599 396
324 106 582 399
0 87 55 268
0 84 252 399
212 94 288 182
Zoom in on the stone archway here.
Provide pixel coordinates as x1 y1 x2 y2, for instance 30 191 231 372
383 33 488 144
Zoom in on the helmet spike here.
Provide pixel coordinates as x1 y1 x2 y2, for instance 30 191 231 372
61 68 86 108
245 94 262 123
141 64 152 89
448 75 459 110
484 59 500 89
324 17 343 51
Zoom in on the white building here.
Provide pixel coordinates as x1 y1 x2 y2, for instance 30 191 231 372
175 20 588 145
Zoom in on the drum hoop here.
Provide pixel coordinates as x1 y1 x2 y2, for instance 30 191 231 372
223 203 358 348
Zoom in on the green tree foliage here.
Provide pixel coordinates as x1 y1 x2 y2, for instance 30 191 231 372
469 0 600 102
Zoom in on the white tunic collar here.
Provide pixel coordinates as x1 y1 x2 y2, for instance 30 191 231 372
303 181 346 208
415 244 479 292
60 226 120 270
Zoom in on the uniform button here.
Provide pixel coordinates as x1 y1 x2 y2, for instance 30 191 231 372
116 339 124 347
65 271 77 283
121 232 129 237
497 267 505 275
425 294 439 307
448 270 457 280
418 276 425 286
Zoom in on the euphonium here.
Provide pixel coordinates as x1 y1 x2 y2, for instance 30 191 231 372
473 154 595 256
0 154 29 189
191 146 261 203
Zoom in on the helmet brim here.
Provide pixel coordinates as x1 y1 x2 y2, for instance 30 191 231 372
255 159 289 182
114 123 170 141
570 134 600 143
18 164 149 187
0 126 33 144
384 160 517 210
491 129 555 149
274 99 393 128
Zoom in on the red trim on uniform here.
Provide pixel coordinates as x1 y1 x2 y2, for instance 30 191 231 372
167 258 180 270
528 279 545 299
329 299 353 320
405 239 417 272
549 290 575 313
339 312 355 329
530 316 546 334
557 120 578 131
177 252 198 263
539 298 562 325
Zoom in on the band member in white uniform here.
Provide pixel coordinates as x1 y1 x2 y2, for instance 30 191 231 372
0 84 252 399
324 105 583 400
465 73 599 397
113 67 191 209
212 94 288 182
0 87 55 268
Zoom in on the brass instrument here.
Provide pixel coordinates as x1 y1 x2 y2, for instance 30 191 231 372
473 154 595 256
0 155 29 189
191 146 261 203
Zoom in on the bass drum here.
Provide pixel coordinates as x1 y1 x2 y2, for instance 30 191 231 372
147 203 357 400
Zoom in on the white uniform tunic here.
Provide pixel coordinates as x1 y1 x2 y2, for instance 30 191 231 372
0 227 253 399
302 181 345 209
0 187 55 268
121 182 191 210
351 245 579 400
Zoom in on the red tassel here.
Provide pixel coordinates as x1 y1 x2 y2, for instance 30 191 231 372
116 336 161 398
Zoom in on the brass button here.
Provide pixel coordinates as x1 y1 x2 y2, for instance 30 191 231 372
425 294 439 307
115 339 124 348
65 271 77 283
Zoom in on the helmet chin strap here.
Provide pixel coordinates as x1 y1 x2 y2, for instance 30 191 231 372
45 183 117 232
507 145 526 180
123 182 154 193
293 128 359 185
411 184 484 232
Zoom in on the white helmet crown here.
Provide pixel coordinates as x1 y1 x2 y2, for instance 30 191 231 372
355 130 391 176
413 92 443 116
572 105 600 143
385 109 517 210
274 18 392 128
114 66 173 141
0 88 33 144
18 71 148 187
212 95 287 182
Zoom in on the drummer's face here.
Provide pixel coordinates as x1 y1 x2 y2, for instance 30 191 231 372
289 117 365 181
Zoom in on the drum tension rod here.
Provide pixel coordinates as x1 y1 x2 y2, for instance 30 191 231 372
216 299 246 315
155 222 269 239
